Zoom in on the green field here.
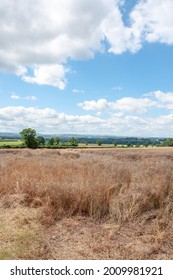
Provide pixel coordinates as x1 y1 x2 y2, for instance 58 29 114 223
0 140 22 147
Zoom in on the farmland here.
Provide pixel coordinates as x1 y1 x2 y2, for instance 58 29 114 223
0 139 22 147
0 147 173 259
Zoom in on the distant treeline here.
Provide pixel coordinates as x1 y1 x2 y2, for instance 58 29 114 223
0 130 173 148
77 137 166 147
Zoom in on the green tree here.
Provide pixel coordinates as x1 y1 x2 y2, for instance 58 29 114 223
37 136 45 146
20 128 38 148
126 141 131 147
54 137 60 145
96 139 102 146
48 137 55 145
113 140 117 146
162 138 173 146
143 141 149 147
69 137 78 146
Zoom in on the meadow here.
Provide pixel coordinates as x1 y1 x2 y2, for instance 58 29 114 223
0 140 22 147
0 147 173 259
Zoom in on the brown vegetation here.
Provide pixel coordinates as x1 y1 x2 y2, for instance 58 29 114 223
0 148 173 259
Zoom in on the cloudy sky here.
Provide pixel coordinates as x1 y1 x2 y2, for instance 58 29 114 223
0 0 173 137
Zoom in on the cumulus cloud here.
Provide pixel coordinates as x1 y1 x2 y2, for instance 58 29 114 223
0 0 173 87
11 94 20 99
79 90 173 114
78 99 109 111
153 90 173 109
130 0 173 45
0 0 110 87
23 64 68 89
78 97 157 114
110 97 156 113
106 0 173 54
0 106 103 133
0 105 172 137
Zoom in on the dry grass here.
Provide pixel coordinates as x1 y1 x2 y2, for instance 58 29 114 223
0 147 173 259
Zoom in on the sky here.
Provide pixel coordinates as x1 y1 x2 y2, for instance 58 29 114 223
0 0 173 137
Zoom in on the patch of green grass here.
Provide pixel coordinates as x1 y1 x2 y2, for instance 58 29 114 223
16 231 38 242
0 230 44 260
0 250 12 260
0 141 22 147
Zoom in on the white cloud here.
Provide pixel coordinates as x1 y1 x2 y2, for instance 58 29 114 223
103 0 173 55
153 90 173 109
96 112 102 116
23 96 37 101
0 106 103 134
10 93 37 101
78 99 109 111
0 0 173 87
78 97 157 114
23 64 68 89
72 89 85 93
0 105 173 137
102 3 143 54
111 97 157 113
130 0 173 45
79 91 173 114
0 0 111 86
11 94 20 99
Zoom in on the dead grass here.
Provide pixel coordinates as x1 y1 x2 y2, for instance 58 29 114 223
0 205 47 259
0 148 173 259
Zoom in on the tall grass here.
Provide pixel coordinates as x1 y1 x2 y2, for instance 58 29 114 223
0 149 172 226
0 148 173 259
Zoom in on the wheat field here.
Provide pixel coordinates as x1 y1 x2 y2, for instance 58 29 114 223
0 147 173 259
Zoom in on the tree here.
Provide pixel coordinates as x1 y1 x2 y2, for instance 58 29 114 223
112 140 117 147
37 136 45 146
126 141 131 147
20 128 38 148
69 137 78 146
162 138 173 147
54 137 60 145
96 139 102 146
48 137 55 145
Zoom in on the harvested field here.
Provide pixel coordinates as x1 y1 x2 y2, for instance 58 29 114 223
0 148 173 259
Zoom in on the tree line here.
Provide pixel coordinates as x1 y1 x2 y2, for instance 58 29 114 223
1 128 172 149
19 128 173 148
20 128 78 148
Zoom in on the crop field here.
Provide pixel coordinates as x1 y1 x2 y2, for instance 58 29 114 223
0 140 22 147
0 147 173 259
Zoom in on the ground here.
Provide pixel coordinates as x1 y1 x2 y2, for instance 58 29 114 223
0 147 173 259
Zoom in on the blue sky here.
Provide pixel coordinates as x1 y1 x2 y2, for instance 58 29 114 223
0 0 173 137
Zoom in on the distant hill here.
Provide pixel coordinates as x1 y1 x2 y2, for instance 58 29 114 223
0 132 20 138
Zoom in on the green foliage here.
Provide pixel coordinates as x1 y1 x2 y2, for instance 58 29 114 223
37 136 45 146
162 138 173 147
48 137 60 146
20 128 38 148
69 137 78 146
112 141 117 146
126 141 132 147
48 137 55 145
96 139 102 146
54 137 60 145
